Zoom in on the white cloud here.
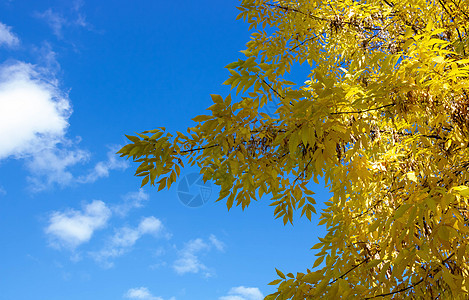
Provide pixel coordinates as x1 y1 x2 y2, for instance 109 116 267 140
70 0 92 30
209 234 225 252
33 42 61 72
45 200 111 250
91 216 164 268
111 217 163 248
219 297 244 300
173 235 225 276
0 60 100 192
138 217 163 235
0 38 126 192
124 287 163 300
26 146 90 192
26 146 128 192
36 4 91 39
36 9 67 38
0 61 71 160
219 287 264 300
0 22 19 48
112 189 149 217
77 147 129 184
73 1 90 30
173 238 209 275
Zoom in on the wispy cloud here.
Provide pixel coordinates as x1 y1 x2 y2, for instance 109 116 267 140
36 9 67 38
112 189 149 217
0 186 6 196
209 234 225 252
0 22 19 48
71 0 90 29
45 200 111 250
218 287 264 300
26 145 90 192
91 216 165 268
124 287 164 300
173 235 225 277
124 287 175 300
36 2 92 39
77 147 129 184
173 238 209 275
33 42 61 72
26 145 129 192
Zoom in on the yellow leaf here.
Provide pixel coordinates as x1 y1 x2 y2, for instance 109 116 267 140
406 172 418 183
432 56 445 64
276 268 286 279
451 186 469 197
313 255 325 268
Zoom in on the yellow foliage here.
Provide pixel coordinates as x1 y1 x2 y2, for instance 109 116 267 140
119 0 469 298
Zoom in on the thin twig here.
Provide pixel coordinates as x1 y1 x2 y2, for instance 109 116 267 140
328 258 370 285
257 75 285 100
382 0 394 7
178 144 219 154
290 34 321 52
265 3 382 31
365 278 424 299
449 0 469 20
293 156 314 183
331 103 395 115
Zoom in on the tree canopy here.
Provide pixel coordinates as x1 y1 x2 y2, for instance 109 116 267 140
118 0 469 298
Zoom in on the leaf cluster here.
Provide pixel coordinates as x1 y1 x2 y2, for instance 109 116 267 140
119 0 469 298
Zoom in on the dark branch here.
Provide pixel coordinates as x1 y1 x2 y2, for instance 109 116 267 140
331 103 395 115
266 3 382 31
382 0 394 7
329 258 370 285
293 156 314 183
290 34 321 52
258 75 285 100
364 254 455 299
178 144 219 154
365 278 424 299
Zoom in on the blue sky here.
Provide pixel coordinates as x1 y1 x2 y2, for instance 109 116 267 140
0 1 329 299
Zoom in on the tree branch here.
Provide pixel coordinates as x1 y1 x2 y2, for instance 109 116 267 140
364 254 454 299
258 75 285 100
290 34 321 52
328 258 370 285
382 0 395 7
265 3 381 31
178 144 219 154
331 103 395 115
293 156 314 183
365 277 424 299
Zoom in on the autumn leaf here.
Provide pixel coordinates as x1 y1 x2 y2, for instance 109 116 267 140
119 0 469 298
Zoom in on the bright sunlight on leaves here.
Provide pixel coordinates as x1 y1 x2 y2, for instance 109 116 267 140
119 0 469 298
